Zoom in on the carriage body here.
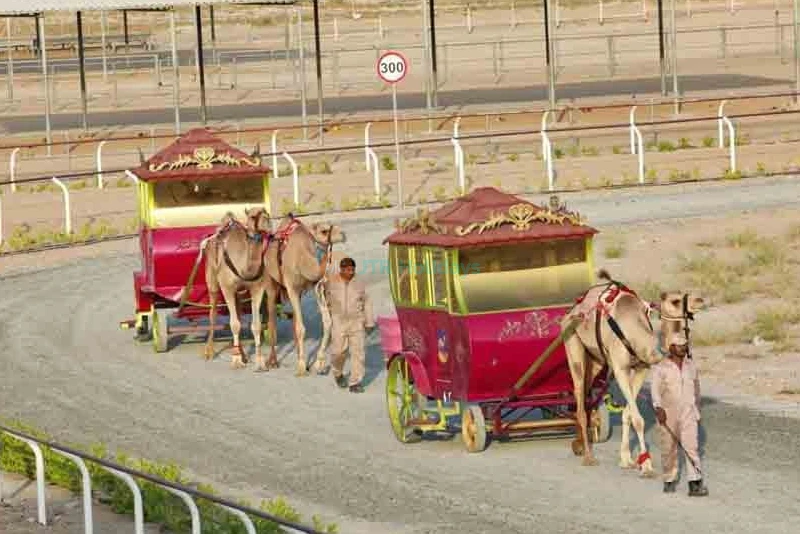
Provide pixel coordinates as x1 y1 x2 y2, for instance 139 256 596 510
120 128 273 352
380 187 612 451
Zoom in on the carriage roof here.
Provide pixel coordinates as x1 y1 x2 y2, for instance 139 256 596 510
382 187 598 248
129 127 270 182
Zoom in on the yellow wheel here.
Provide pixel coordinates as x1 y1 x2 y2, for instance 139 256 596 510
461 405 487 453
385 357 424 444
589 402 612 444
152 307 168 353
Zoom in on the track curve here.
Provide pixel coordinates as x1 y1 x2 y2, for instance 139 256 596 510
3 177 800 533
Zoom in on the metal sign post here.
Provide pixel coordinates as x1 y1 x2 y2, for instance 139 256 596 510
377 50 408 209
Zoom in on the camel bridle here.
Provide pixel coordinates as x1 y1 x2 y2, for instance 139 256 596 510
275 214 335 289
220 211 272 283
656 293 696 358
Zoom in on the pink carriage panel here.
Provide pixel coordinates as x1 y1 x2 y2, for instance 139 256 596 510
377 314 402 357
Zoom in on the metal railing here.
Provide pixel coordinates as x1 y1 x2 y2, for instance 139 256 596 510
0 424 327 534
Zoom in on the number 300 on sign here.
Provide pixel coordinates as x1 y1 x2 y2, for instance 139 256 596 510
377 51 408 84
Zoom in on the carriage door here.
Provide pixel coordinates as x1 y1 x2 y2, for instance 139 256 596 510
427 248 454 400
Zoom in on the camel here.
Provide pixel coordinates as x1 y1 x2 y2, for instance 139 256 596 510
656 291 707 356
263 214 346 376
561 269 706 475
202 207 274 370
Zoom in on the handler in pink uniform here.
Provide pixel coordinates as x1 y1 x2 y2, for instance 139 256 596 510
651 332 709 496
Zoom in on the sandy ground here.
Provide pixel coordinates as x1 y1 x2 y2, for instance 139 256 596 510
2 176 800 533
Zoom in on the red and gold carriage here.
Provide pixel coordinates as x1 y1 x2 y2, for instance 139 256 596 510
379 187 613 452
119 128 284 352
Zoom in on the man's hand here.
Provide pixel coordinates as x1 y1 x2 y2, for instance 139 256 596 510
655 407 667 426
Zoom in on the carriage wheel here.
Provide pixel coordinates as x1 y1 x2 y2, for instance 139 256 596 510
385 357 424 444
461 405 487 453
151 308 169 353
589 402 612 444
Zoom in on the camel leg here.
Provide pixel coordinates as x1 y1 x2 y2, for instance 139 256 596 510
618 370 636 469
251 287 268 372
610 360 654 477
286 286 308 377
205 280 218 361
220 284 246 369
265 284 280 369
564 334 598 466
313 282 331 375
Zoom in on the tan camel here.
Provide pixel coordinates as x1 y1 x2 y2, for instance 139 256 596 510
561 269 706 475
656 291 707 355
202 207 274 370
263 214 346 376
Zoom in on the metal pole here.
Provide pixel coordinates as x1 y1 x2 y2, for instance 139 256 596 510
670 0 679 105
312 0 324 144
6 18 13 101
794 0 799 103
421 0 431 112
194 5 207 125
100 11 108 82
428 0 439 107
123 10 129 53
34 13 41 58
297 6 308 140
543 0 555 110
76 11 88 131
210 5 216 42
392 83 403 209
170 9 181 134
39 15 51 153
657 0 666 95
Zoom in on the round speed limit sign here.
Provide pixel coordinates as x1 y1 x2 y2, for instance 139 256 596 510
377 51 408 84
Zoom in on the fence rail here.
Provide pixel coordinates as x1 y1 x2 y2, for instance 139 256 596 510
0 424 326 534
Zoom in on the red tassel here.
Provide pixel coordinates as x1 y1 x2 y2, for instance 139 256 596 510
637 451 651 465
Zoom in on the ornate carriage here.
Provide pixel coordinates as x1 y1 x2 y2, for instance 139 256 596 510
119 128 282 352
379 187 613 452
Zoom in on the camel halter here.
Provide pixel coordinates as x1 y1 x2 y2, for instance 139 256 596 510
655 293 695 358
221 213 272 283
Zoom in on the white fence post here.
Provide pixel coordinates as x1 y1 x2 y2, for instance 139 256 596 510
452 117 464 193
161 486 201 534
630 106 645 184
723 116 736 172
282 152 299 207
50 450 93 534
51 177 72 235
124 170 140 185
364 122 372 171
9 147 20 192
7 436 47 525
99 466 143 534
717 100 727 148
541 111 554 190
271 130 279 184
220 505 257 534
96 140 107 189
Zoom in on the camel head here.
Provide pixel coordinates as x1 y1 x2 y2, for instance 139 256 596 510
309 222 346 246
658 291 708 321
244 206 271 234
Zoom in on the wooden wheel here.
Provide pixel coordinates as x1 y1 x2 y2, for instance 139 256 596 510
589 401 612 444
461 405 487 453
152 308 169 353
385 357 424 444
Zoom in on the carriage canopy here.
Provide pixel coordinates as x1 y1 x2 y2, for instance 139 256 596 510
128 127 271 228
383 187 599 314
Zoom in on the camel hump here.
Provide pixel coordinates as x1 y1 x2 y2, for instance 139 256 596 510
597 268 612 281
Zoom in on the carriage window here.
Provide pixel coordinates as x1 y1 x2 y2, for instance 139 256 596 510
456 239 591 313
429 249 449 308
411 247 429 305
393 246 412 303
152 176 264 208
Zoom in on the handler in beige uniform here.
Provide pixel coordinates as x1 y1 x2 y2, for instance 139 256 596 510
651 332 709 496
321 256 375 393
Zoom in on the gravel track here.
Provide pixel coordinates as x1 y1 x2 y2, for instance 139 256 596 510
3 177 800 533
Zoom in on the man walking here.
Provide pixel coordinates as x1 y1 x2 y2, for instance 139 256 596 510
320 256 374 393
651 332 709 496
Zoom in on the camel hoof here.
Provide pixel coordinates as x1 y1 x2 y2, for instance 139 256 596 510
230 358 246 370
619 459 637 469
203 348 214 360
315 363 330 376
254 365 269 373
582 456 599 467
639 469 657 479
295 363 309 377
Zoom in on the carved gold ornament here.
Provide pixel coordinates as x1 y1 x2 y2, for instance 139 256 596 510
454 201 585 236
395 207 447 235
149 146 261 172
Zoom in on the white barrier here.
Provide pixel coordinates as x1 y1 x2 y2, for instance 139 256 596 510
541 111 555 191
50 449 93 534
364 123 380 201
96 140 107 189
718 100 728 148
629 106 645 184
51 177 72 235
100 466 144 534
9 147 19 193
283 151 300 207
124 170 141 185
451 118 465 194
